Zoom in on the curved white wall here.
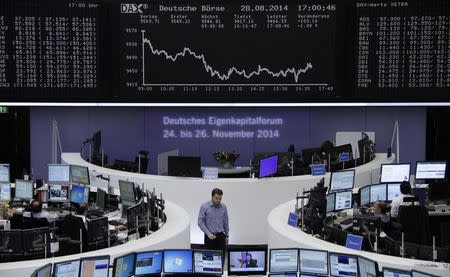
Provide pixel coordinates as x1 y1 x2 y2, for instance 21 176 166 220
267 200 450 276
63 153 394 244
0 200 190 276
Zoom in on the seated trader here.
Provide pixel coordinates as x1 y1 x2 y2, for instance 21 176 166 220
23 200 59 223
75 202 127 231
372 200 389 222
390 181 415 218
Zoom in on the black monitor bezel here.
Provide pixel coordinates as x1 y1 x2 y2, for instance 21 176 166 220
382 267 412 277
53 258 81 277
268 274 299 277
70 164 90 185
298 248 329 276
119 180 136 204
227 246 268 276
333 190 353 212
47 183 70 203
192 249 224 276
368 183 387 204
356 256 379 277
79 255 110 277
69 184 90 204
269 248 299 274
30 262 52 277
414 160 447 181
259 155 279 178
163 249 193 275
112 252 136 277
380 163 411 183
47 163 71 183
359 185 371 206
411 269 437 277
0 163 10 183
0 182 11 201
328 252 359 277
326 192 336 213
329 169 356 192
386 183 402 202
14 179 34 200
133 250 164 276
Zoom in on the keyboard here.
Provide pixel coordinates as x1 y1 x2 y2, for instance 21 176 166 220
86 209 104 218
108 220 123 226
340 217 353 225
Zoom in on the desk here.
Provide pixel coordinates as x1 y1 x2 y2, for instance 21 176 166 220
0 200 190 276
63 152 394 244
268 200 450 276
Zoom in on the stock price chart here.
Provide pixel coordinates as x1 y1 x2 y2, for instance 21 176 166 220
0 0 108 100
119 0 340 101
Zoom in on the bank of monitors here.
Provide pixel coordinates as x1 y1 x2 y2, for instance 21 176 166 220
48 164 71 183
326 193 336 213
134 250 163 276
14 179 34 200
326 191 353 213
357 256 378 277
193 250 223 275
119 180 136 204
80 255 110 277
113 253 136 277
53 259 81 277
0 164 10 183
415 161 447 180
369 184 387 203
387 183 401 201
48 184 69 202
259 155 278 178
360 186 370 206
360 183 402 206
299 249 328 276
269 248 298 274
380 164 410 183
329 252 358 277
0 183 11 201
70 165 90 185
382 267 412 277
228 247 267 275
163 250 193 274
30 263 52 277
70 184 89 204
329 170 355 192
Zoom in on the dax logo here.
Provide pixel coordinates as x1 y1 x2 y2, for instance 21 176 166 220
121 3 148 14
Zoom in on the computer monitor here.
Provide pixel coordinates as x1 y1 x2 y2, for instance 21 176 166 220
163 250 193 274
53 259 81 277
411 270 436 277
0 164 10 183
382 267 411 277
48 164 71 183
269 248 298 273
360 186 370 206
415 161 446 180
14 179 34 200
96 188 106 210
193 250 223 275
370 184 387 203
0 183 11 201
70 165 90 185
329 252 358 277
329 170 355 192
48 184 69 202
80 255 110 277
357 256 378 277
345 234 363 250
380 164 410 183
167 156 202 177
113 253 136 277
134 250 163 276
387 183 401 201
299 249 328 276
335 190 352 211
70 184 89 204
119 180 136 204
326 193 336 213
228 247 267 276
30 263 52 277
268 274 297 277
259 155 278 178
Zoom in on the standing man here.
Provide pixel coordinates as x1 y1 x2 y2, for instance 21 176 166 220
198 188 229 250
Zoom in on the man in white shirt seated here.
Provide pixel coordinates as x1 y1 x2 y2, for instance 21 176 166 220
74 202 127 231
23 200 59 223
390 181 416 218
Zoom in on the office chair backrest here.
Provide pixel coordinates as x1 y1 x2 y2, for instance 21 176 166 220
10 213 24 229
22 217 50 230
398 205 431 245
0 229 23 254
22 227 50 256
59 214 87 255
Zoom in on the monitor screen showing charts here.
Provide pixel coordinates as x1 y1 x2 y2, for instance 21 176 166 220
48 164 71 183
326 193 336 213
329 170 355 192
380 164 410 183
415 161 446 180
113 253 135 277
370 184 387 203
193 250 223 275
335 190 352 211
383 267 412 277
269 249 298 273
14 179 34 200
53 259 80 277
357 256 377 277
360 186 370 206
0 183 11 201
71 165 90 185
329 253 358 277
387 183 401 201
80 256 110 277
0 164 10 183
299 249 328 276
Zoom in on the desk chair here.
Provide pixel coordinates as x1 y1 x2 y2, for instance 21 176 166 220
57 215 85 256
10 213 24 229
87 216 109 251
22 217 50 229
22 227 51 260
398 205 431 245
0 229 23 262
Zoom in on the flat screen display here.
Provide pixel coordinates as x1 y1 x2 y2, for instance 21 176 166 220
163 250 193 274
269 249 298 273
80 256 110 277
113 253 135 277
357 257 377 277
415 161 446 180
135 251 163 276
299 249 328 275
53 260 80 277
370 184 387 203
387 183 401 201
70 184 89 204
0 164 10 183
48 184 69 202
326 193 336 213
260 155 278 178
71 165 90 185
119 180 136 203
380 164 410 183
329 170 355 192
48 164 71 183
228 250 266 275
193 250 223 275
15 179 34 200
360 186 370 206
0 183 11 201
383 268 412 277
335 190 352 211
329 253 358 277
